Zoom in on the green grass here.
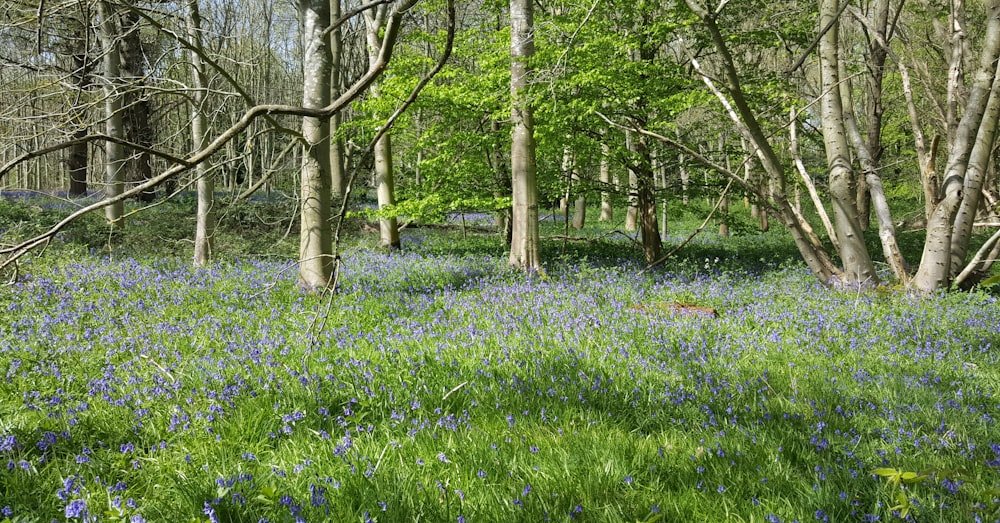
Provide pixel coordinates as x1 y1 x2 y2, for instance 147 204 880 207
0 193 999 522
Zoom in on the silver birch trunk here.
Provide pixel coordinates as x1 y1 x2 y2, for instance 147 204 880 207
298 0 334 289
188 0 214 267
819 0 877 285
97 1 125 228
509 0 541 270
897 59 941 222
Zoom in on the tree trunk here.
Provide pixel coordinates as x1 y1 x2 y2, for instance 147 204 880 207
897 59 941 222
188 0 214 267
790 108 839 250
509 0 541 270
625 132 638 231
950 57 1000 274
838 59 908 282
912 0 1000 292
298 0 334 289
120 11 156 203
599 141 612 221
375 133 401 249
67 20 89 197
819 0 878 285
630 132 662 263
97 0 125 228
490 119 512 246
858 0 893 230
365 6 400 251
329 0 347 203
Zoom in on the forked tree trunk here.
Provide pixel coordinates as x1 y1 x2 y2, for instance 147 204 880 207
839 66 908 282
685 0 840 283
188 0 214 267
298 0 334 289
509 0 541 270
950 66 1000 273
819 0 878 286
912 0 1000 292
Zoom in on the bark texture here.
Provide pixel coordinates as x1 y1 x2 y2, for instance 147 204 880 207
188 0 214 267
97 1 125 227
509 0 541 270
298 0 334 289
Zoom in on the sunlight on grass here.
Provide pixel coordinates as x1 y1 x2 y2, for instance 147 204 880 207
1 216 999 522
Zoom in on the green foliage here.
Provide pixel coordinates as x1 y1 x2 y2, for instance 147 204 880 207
350 194 511 223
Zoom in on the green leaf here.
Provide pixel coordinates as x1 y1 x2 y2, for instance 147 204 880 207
900 471 927 484
979 273 1000 288
872 467 899 478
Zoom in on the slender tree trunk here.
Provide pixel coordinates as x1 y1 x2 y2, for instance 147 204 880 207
330 0 347 203
509 0 541 270
599 140 612 221
897 59 941 222
298 0 334 289
790 108 839 250
946 0 967 150
858 0 893 229
490 119 513 246
67 20 89 196
365 6 400 251
679 129 689 204
97 0 125 228
819 0 878 285
625 132 638 231
188 0 214 266
375 133 400 249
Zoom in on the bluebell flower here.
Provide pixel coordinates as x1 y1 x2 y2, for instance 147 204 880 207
65 499 87 519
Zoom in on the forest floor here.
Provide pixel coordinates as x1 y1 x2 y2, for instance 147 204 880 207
1 192 999 522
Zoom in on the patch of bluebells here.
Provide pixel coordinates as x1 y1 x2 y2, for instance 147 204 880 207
1 249 999 520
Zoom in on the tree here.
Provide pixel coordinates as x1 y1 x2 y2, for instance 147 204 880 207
298 0 334 289
509 0 541 270
912 0 1000 291
65 11 93 197
188 0 215 267
818 0 878 285
97 0 126 228
365 5 401 251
